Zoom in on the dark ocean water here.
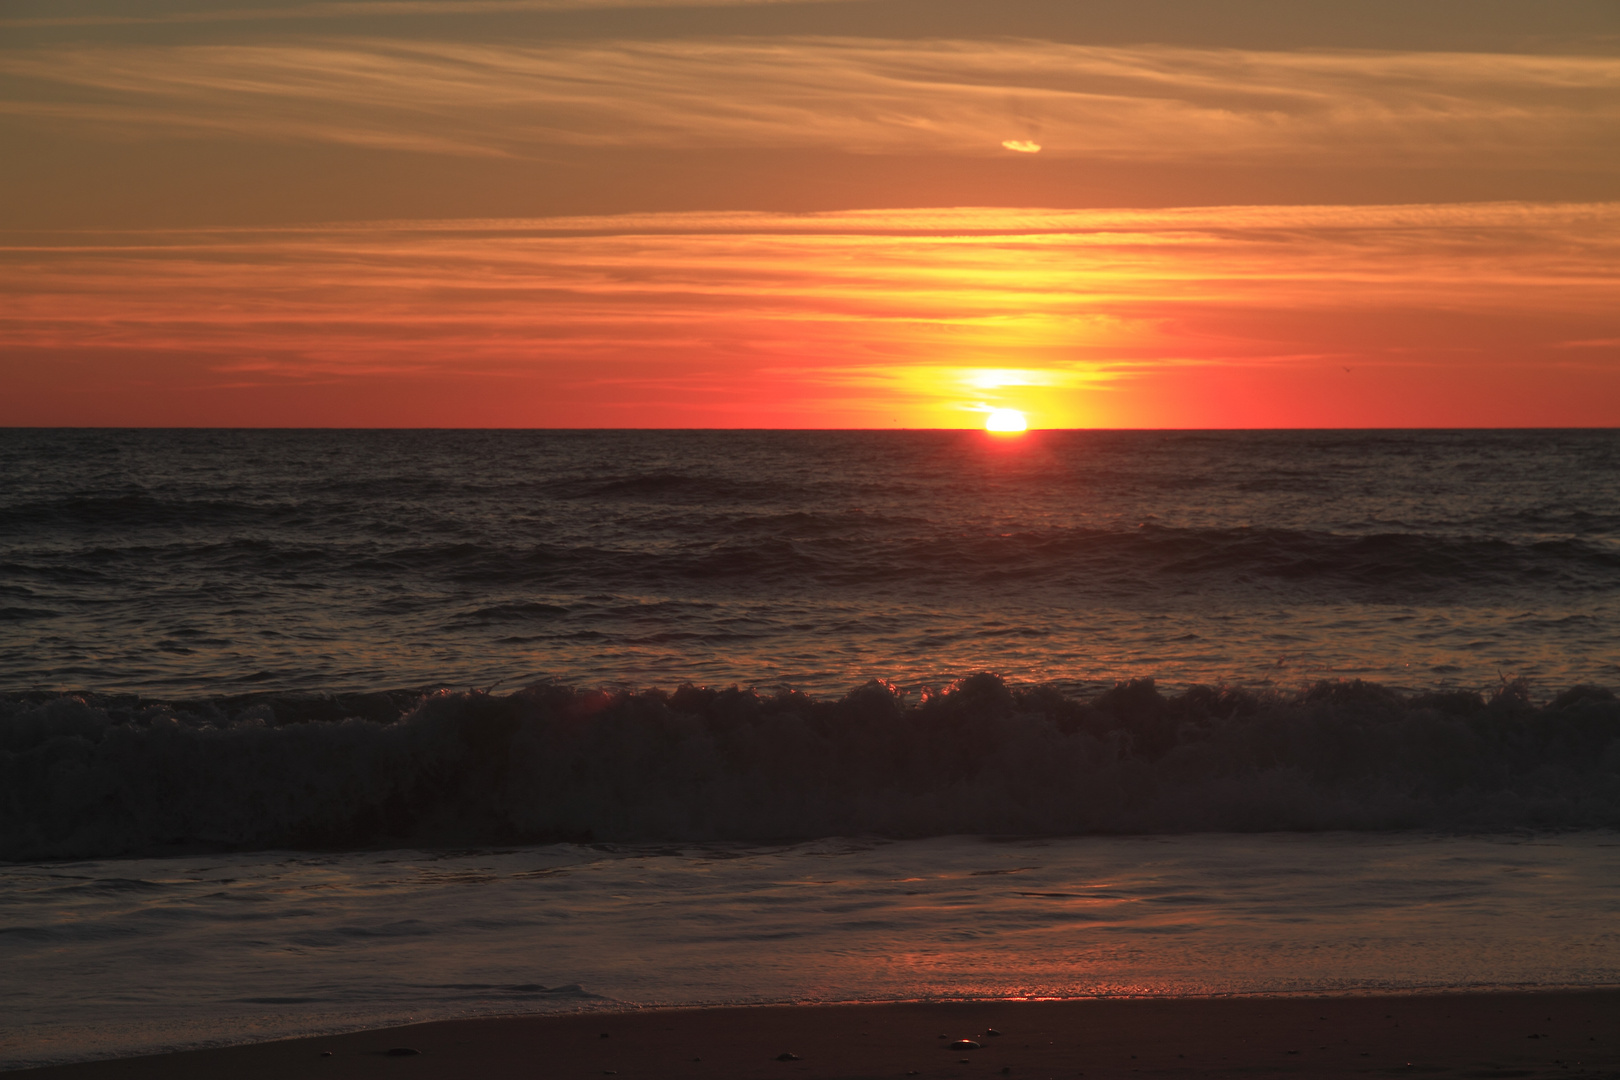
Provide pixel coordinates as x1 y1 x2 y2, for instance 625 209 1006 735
3 428 1619 856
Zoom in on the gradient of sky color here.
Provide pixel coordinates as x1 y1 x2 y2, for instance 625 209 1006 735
2 0 1617 427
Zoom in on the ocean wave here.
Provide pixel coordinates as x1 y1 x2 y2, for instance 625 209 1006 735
4 676 1617 861
540 472 787 503
0 494 276 533
12 521 1613 598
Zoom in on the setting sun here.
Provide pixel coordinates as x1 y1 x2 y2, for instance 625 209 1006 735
985 409 1028 433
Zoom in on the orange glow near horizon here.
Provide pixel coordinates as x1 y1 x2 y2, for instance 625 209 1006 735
2 204 1619 428
2 4 1618 428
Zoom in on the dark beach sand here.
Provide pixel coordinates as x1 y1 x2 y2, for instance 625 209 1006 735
16 993 1620 1079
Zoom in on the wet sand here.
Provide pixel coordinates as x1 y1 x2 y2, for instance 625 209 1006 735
15 992 1620 1079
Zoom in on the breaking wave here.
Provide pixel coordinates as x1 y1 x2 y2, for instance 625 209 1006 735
5 675 1618 861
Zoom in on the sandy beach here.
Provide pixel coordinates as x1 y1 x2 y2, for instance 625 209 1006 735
14 993 1619 1079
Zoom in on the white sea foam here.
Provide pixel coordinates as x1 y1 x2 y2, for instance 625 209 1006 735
3 833 1618 1069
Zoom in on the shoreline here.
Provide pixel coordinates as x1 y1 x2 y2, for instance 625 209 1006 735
13 991 1620 1079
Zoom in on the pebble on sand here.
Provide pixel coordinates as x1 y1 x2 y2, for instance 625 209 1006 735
776 1052 802 1061
950 1040 982 1051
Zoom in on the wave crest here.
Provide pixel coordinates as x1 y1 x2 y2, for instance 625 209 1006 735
4 676 1618 860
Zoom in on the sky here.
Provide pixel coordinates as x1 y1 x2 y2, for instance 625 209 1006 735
1 0 1618 427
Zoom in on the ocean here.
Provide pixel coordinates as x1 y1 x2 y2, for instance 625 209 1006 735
3 428 1619 1068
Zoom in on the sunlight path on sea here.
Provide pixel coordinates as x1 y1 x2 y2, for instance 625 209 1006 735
3 832 1618 1069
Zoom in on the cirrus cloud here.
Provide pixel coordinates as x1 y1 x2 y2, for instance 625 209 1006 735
2 38 1618 168
3 202 1617 427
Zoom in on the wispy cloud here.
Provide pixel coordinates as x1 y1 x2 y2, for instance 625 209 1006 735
3 203 1617 425
4 38 1618 166
0 0 825 30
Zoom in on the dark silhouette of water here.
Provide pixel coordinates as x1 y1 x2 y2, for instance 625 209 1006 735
4 429 1616 696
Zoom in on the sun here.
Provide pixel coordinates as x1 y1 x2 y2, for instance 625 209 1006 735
984 408 1027 433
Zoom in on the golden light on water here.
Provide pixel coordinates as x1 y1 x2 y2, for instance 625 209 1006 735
985 409 1028 433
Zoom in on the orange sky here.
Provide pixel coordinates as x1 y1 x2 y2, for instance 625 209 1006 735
2 0 1618 427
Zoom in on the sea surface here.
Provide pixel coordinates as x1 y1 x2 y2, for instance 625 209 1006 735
4 429 1619 698
3 429 1619 1068
5 834 1620 1070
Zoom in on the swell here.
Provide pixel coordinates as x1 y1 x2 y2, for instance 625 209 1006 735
4 676 1617 861
6 522 1616 596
